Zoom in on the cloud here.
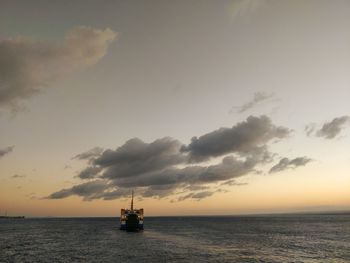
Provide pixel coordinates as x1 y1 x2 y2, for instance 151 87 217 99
47 180 110 201
269 157 312 174
48 116 293 201
11 174 26 179
316 116 350 139
26 192 37 200
73 147 104 161
229 0 266 19
64 165 72 170
95 188 131 200
181 115 290 162
230 92 275 114
0 26 117 112
47 180 131 201
178 191 215 201
220 179 248 186
305 116 350 139
114 155 257 188
304 123 316 137
95 137 187 179
184 185 210 191
142 184 179 199
77 166 102 179
0 146 14 158
49 153 258 201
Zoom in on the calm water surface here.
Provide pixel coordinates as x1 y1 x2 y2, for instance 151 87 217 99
1 214 350 262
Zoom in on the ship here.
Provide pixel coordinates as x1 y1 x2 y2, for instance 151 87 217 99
120 190 144 231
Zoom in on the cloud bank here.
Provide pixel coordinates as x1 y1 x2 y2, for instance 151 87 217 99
48 115 309 201
0 26 117 112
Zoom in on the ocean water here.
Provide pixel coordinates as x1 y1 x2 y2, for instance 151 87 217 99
1 214 350 262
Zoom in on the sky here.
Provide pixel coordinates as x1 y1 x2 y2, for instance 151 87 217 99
0 0 350 217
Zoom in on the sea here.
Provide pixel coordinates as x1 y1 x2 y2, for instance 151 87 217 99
1 213 349 263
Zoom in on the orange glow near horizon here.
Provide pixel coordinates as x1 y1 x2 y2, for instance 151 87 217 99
1 163 349 217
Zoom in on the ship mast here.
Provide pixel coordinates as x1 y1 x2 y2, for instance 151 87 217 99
130 190 134 211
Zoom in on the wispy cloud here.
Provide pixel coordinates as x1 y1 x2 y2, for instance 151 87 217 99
11 174 26 179
269 157 312 174
305 123 317 137
220 179 248 186
64 165 72 170
0 146 14 159
305 116 350 139
73 147 104 162
229 0 266 20
0 26 117 112
230 92 275 114
177 191 215 201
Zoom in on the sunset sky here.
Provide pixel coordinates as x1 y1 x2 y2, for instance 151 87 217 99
1 0 350 217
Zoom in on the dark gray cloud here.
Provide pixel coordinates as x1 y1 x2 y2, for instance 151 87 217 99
220 179 248 186
73 147 104 161
304 123 316 137
96 137 186 179
0 26 116 112
231 92 275 113
184 185 210 191
141 184 179 198
192 191 214 199
114 155 256 188
269 157 312 174
49 154 262 201
178 191 215 201
11 174 26 179
77 166 102 179
47 180 130 201
49 116 295 201
94 188 131 201
181 115 290 162
0 146 14 158
305 116 350 139
316 116 350 139
48 180 110 201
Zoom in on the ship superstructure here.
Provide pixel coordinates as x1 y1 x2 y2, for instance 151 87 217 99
120 190 144 231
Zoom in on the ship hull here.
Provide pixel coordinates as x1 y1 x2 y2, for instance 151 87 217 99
120 222 143 231
120 213 144 231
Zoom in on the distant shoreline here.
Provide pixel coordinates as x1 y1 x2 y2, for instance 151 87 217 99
0 216 25 219
17 210 350 219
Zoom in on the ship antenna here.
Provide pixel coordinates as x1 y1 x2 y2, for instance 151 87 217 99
131 190 134 211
